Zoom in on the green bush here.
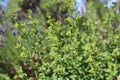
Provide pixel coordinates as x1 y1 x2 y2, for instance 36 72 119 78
34 13 119 80
14 1 120 80
1 0 120 80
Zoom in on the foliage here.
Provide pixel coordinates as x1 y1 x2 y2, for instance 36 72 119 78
0 0 120 80
0 73 10 80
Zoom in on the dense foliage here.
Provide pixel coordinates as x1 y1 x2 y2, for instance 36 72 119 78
0 0 120 80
